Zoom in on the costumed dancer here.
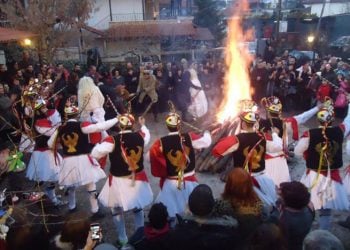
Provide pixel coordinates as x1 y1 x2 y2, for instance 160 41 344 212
150 111 212 219
91 114 153 248
295 98 350 230
212 100 280 207
48 105 118 216
78 76 106 122
26 97 63 205
187 63 208 119
260 96 320 186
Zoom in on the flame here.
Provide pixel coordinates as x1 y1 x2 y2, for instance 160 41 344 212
216 0 254 123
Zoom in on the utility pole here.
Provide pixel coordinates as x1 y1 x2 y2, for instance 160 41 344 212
109 0 113 21
275 0 282 42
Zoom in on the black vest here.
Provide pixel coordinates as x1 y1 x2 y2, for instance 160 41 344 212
307 126 343 170
160 133 195 177
232 132 266 173
259 117 284 138
34 122 50 150
58 121 93 156
109 132 145 177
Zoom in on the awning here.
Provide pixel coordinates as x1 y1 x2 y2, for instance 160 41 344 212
0 27 37 43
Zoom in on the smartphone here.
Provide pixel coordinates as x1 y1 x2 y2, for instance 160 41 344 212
90 223 101 241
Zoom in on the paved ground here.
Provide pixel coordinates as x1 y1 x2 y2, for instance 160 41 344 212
2 110 350 248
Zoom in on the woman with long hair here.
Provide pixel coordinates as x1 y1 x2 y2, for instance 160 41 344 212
213 168 266 240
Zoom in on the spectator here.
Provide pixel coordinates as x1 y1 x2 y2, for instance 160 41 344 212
72 63 84 78
168 184 241 250
50 212 95 250
86 65 102 84
124 68 139 94
321 64 337 85
23 64 36 85
212 168 268 240
18 51 35 70
264 45 275 64
277 181 314 250
302 230 344 250
251 60 269 102
249 223 287 250
111 67 125 88
130 202 170 250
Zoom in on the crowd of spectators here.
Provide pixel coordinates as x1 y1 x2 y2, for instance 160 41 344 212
0 50 349 249
250 48 350 118
2 168 345 250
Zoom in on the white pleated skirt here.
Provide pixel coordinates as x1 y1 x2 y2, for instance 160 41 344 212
99 175 153 211
155 179 198 217
59 154 106 187
26 150 61 182
265 156 291 187
252 172 277 207
300 169 349 210
343 171 350 196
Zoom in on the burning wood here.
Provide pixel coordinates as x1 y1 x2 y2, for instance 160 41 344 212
196 119 239 174
196 0 254 176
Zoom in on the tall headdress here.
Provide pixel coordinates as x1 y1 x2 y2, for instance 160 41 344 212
239 100 259 124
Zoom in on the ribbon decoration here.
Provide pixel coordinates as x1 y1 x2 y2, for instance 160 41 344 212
6 150 25 173
310 122 330 191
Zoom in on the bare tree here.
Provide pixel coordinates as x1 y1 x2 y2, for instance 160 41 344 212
3 0 94 63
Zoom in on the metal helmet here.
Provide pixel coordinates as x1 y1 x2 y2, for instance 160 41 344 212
64 105 79 116
165 112 181 128
317 97 335 124
239 100 259 124
118 113 135 129
261 96 282 114
34 97 46 110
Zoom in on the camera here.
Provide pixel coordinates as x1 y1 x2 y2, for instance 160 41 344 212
90 223 101 241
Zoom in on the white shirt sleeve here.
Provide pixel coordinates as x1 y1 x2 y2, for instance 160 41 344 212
266 132 283 153
81 118 118 134
35 125 57 137
141 125 151 146
293 106 319 125
48 110 61 127
191 131 212 149
294 137 309 157
47 130 58 149
341 104 350 137
91 141 114 159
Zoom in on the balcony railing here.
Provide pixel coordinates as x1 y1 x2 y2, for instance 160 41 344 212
112 13 144 22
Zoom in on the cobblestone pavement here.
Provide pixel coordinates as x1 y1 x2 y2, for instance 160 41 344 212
2 111 350 248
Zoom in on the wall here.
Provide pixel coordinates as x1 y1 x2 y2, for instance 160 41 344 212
87 0 144 29
102 39 161 62
305 2 350 17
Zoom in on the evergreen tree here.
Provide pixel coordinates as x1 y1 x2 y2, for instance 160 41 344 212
193 0 226 45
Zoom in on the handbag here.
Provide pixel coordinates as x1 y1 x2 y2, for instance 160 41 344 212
335 91 347 108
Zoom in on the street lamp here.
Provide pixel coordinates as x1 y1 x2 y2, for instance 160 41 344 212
23 38 32 46
307 34 316 65
307 35 315 44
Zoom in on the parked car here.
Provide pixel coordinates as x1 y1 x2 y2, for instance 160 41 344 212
329 36 350 60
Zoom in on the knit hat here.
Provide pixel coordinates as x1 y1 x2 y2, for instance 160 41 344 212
279 181 310 210
188 184 215 216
